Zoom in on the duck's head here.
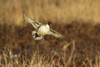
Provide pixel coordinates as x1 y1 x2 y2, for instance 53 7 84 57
48 22 52 28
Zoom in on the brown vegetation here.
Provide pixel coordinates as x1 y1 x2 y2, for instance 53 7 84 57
0 22 100 67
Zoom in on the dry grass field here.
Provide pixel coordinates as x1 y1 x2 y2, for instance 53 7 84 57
0 0 100 67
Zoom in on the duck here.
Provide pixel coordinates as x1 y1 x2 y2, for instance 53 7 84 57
23 12 64 40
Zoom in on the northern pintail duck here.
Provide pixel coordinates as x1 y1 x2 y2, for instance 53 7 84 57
23 12 64 40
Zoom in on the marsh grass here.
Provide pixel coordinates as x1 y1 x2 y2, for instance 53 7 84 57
0 21 100 67
0 41 100 67
0 41 75 67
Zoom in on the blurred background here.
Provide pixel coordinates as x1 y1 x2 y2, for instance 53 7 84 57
0 0 100 25
0 0 100 67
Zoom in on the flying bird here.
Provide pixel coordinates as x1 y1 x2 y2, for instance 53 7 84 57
23 12 64 40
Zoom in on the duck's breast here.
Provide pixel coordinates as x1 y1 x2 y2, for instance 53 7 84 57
37 25 50 35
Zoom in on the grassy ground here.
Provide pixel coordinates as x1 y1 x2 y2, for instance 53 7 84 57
0 22 100 67
0 0 100 67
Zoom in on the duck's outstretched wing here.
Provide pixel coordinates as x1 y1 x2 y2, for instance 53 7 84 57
23 12 41 29
48 29 65 38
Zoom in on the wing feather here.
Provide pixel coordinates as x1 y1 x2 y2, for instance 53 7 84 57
23 12 41 29
49 29 64 38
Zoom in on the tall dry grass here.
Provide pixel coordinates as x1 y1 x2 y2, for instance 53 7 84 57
0 40 75 67
0 41 100 67
0 0 100 25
